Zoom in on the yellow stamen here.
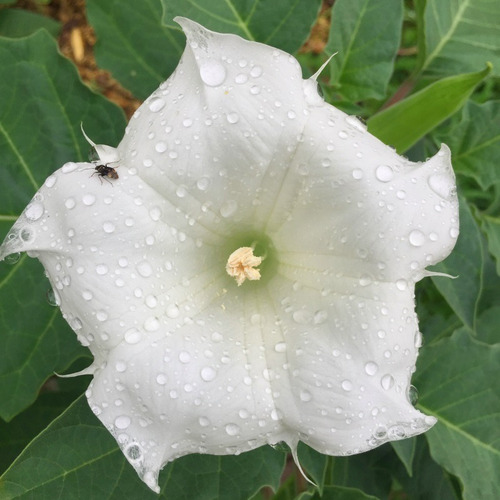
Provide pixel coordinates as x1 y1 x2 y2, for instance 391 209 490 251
226 247 262 286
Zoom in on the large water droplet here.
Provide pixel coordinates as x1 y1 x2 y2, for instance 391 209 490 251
148 97 166 112
375 165 394 182
380 374 394 390
341 379 353 391
200 366 217 381
364 361 378 376
124 328 141 344
114 415 131 429
199 60 226 86
408 230 425 247
166 304 180 318
25 202 44 221
220 200 237 218
225 423 240 436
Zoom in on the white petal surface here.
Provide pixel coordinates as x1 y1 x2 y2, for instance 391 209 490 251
0 18 459 493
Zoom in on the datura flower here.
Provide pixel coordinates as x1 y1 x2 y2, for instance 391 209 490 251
0 18 459 493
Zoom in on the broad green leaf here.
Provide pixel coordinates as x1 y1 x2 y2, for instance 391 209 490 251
420 0 500 77
0 9 60 38
328 447 392 499
87 0 185 100
298 485 380 500
454 306 500 346
325 0 403 101
161 0 321 54
392 436 460 500
415 330 500 500
0 396 285 499
297 442 328 493
391 438 416 476
481 214 500 274
430 200 483 331
0 31 125 420
0 380 88 474
367 64 491 152
431 100 500 190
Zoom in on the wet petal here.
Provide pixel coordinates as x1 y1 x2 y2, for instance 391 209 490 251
0 18 458 493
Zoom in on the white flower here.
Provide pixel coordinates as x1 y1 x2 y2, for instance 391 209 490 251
0 18 459 493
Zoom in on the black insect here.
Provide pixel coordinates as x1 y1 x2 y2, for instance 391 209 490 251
92 163 119 184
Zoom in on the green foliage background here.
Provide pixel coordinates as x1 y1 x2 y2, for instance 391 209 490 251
0 0 499 498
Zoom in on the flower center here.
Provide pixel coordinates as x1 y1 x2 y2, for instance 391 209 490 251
226 247 262 286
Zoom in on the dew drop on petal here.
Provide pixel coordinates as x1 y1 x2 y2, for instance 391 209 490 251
428 174 453 199
226 112 239 124
137 261 153 277
341 379 353 391
46 288 59 306
274 342 286 353
225 423 240 436
83 194 96 206
179 351 191 363
148 97 166 112
200 366 217 381
199 60 226 87
220 200 238 218
396 279 408 291
375 165 394 182
364 361 378 376
103 221 115 233
381 374 395 390
408 230 425 247
166 303 180 318
300 389 312 402
114 415 131 429
124 328 141 344
25 202 44 221
408 385 419 405
61 162 78 174
156 373 167 385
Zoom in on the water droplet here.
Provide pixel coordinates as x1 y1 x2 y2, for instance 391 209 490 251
274 342 286 353
156 373 167 385
45 175 57 188
375 165 394 182
250 65 262 78
148 97 165 112
166 304 180 318
102 221 115 233
124 328 141 344
341 379 353 391
396 279 408 291
300 389 312 402
114 415 131 429
179 351 191 363
199 416 210 427
65 198 76 209
46 288 59 306
409 230 425 247
235 73 248 84
359 275 372 287
352 169 363 180
82 194 96 206
220 200 237 218
137 261 153 278
155 141 167 153
345 115 367 132
144 316 160 332
364 362 378 376
61 162 78 174
200 366 217 381
226 112 239 124
338 130 348 139
428 174 453 199
450 227 459 238
199 60 226 87
25 202 44 221
126 443 142 461
20 228 33 242
380 374 394 390
197 177 210 191
96 264 108 275
225 423 240 436
408 385 419 405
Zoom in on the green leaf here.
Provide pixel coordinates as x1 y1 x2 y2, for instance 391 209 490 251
430 200 483 331
0 380 88 474
392 436 460 500
0 31 125 419
367 64 491 152
431 100 500 190
297 442 328 493
300 485 380 500
0 9 60 38
415 329 500 500
391 438 416 476
420 0 500 78
161 0 321 54
87 0 185 100
325 0 403 101
481 214 500 274
0 396 285 499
